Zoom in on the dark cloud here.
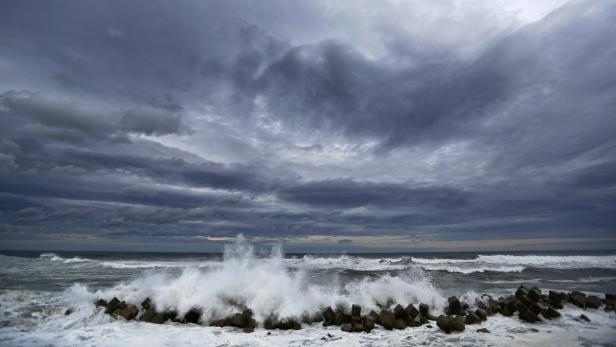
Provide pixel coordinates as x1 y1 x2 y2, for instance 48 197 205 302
0 91 188 141
0 0 615 250
278 179 469 209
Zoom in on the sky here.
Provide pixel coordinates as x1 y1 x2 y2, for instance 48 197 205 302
0 0 615 252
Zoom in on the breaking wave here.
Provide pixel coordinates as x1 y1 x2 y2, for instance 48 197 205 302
70 236 444 322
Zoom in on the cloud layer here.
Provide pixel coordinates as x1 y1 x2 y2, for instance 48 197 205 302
1 0 615 251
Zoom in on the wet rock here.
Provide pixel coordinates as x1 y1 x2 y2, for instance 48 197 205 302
436 315 451 333
449 316 465 332
243 318 256 333
465 312 480 325
514 300 528 313
448 296 462 315
163 310 179 322
322 307 336 326
586 296 602 309
352 322 364 332
150 313 166 324
475 308 487 321
570 291 586 308
351 304 361 317
351 304 362 323
518 295 532 307
379 310 395 330
364 315 376 332
279 317 302 330
528 287 542 302
301 311 323 324
368 310 380 325
500 306 514 316
341 324 353 333
516 286 530 298
477 328 490 333
104 297 122 314
607 293 615 301
263 315 278 330
393 319 407 330
487 299 500 315
64 308 73 315
141 297 152 310
576 314 591 322
113 305 139 321
335 308 352 324
394 304 409 321
529 302 546 315
542 307 561 319
95 299 107 308
519 308 541 323
419 303 430 317
183 308 201 324
140 308 156 322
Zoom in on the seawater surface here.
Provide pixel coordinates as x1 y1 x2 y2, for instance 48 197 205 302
1 239 615 346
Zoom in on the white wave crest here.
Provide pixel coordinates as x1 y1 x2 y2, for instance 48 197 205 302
75 235 444 322
409 254 616 273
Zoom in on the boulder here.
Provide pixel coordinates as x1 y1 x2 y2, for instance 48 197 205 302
477 328 490 333
351 304 361 319
516 286 530 298
487 299 500 315
500 306 514 316
379 310 395 330
548 291 563 306
448 296 462 315
368 310 381 325
341 324 353 333
436 315 451 333
95 299 107 308
243 318 256 333
570 291 587 308
529 302 546 315
162 310 179 322
543 307 561 319
586 296 602 309
263 315 278 330
477 301 490 314
64 308 73 315
393 319 407 330
419 303 430 317
394 304 409 321
322 307 337 326
465 312 480 325
364 315 376 332
475 308 487 321
150 313 166 324
104 297 122 314
141 297 152 310
449 316 465 332
519 308 541 323
113 305 139 321
352 323 364 332
183 308 201 324
140 308 156 322
278 317 302 330
577 314 591 322
607 293 615 301
528 287 542 302
404 304 419 319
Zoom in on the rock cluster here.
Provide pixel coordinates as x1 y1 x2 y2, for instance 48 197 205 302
94 286 613 334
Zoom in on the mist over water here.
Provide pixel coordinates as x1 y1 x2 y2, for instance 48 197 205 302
1 236 615 346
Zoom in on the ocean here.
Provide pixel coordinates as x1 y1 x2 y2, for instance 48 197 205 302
1 239 615 346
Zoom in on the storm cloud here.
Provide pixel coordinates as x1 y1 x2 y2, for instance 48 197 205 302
0 0 615 251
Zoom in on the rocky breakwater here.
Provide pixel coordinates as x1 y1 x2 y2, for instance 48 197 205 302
93 285 614 334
